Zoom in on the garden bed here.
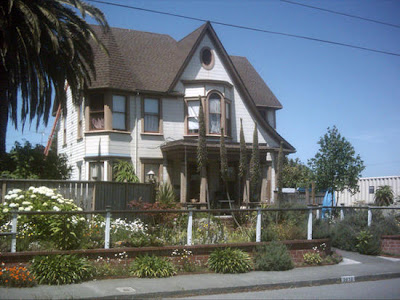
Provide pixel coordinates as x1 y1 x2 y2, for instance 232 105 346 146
0 239 331 264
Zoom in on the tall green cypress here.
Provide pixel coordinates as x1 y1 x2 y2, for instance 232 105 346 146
197 97 207 172
220 128 228 183
249 122 261 201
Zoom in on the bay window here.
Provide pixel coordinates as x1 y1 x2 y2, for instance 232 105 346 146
187 100 200 134
209 93 221 134
185 92 231 136
89 94 104 130
112 95 127 130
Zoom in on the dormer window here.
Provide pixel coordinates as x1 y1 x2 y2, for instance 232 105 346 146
200 47 214 70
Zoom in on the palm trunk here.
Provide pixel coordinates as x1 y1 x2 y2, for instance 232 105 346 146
0 66 8 155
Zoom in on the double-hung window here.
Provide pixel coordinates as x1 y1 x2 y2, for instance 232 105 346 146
77 101 83 139
143 98 160 133
187 100 200 134
89 94 104 130
112 95 127 130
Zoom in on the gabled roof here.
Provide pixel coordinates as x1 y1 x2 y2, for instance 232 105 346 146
89 23 294 152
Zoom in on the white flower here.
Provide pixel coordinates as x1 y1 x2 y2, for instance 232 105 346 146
9 203 18 208
25 207 32 211
77 207 82 211
18 207 24 211
57 199 64 204
43 203 48 206
53 206 60 211
2 208 9 213
17 195 24 200
22 201 31 206
10 194 18 199
51 196 58 199
79 217 85 222
31 195 36 198
28 186 35 191
3 202 7 206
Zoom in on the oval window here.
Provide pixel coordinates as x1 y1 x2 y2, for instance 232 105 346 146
200 47 214 69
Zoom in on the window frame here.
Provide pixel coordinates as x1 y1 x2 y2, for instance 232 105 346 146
142 97 162 134
112 94 128 131
88 94 105 131
185 98 201 135
184 92 232 137
200 47 215 70
141 159 163 183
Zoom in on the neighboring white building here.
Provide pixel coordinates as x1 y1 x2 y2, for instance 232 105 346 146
56 22 295 204
337 176 400 206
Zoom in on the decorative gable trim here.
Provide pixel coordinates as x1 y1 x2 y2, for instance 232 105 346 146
170 22 295 152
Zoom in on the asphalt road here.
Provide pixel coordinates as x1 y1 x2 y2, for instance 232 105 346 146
173 278 400 299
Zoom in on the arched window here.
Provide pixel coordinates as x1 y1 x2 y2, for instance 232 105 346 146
208 93 221 134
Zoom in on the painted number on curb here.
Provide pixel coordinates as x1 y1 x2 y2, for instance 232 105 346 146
341 276 356 283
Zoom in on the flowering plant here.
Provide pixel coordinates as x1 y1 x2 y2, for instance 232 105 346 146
0 187 85 250
171 248 196 272
0 263 36 287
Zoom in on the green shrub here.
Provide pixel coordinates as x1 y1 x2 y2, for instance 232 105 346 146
207 248 252 274
261 220 306 242
331 210 367 251
156 183 177 205
254 242 294 271
356 230 380 255
130 255 176 278
313 219 332 239
31 255 94 285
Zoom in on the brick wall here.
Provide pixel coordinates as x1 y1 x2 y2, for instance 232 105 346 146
0 239 330 264
381 235 400 256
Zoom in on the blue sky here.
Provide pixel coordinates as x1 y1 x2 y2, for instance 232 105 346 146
6 0 400 177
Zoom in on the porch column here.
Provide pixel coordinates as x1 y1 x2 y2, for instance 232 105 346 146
266 164 272 204
180 162 187 204
260 163 268 203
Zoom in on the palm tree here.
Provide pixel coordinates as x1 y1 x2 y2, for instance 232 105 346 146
0 0 108 154
374 185 394 206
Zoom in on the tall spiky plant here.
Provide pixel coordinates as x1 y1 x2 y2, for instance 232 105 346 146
239 119 249 205
249 122 261 202
197 97 208 204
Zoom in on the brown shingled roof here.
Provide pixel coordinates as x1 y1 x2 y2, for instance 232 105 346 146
89 24 281 109
230 56 282 109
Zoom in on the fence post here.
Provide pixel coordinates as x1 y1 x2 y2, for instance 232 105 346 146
256 207 262 242
340 203 345 220
187 207 193 246
316 205 320 220
368 206 372 227
11 210 18 253
104 206 111 249
307 205 313 240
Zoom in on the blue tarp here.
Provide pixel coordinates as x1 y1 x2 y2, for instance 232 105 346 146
322 189 336 218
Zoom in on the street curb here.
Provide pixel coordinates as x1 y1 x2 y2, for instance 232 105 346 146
94 272 400 299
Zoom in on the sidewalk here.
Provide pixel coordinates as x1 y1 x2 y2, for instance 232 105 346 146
1 250 400 299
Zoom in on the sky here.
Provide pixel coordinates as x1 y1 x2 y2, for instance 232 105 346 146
6 0 400 177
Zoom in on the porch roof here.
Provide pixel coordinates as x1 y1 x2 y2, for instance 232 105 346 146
160 139 293 161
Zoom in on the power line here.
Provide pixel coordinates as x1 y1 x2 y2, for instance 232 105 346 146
87 0 400 57
281 0 400 29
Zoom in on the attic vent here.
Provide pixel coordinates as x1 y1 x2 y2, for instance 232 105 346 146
200 47 214 70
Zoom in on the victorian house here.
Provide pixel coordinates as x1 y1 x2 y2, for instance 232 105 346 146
57 22 295 205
